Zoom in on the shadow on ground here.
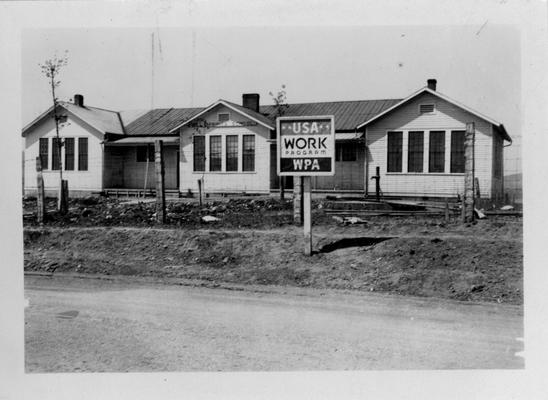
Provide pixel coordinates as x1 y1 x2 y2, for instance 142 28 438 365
318 237 394 253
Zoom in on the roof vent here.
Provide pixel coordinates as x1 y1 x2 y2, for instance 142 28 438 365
74 94 84 107
427 79 437 91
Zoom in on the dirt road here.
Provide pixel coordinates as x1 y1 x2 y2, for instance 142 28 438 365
25 275 523 372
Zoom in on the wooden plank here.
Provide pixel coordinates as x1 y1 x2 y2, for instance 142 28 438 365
303 176 312 256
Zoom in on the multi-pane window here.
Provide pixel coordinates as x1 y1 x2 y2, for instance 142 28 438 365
136 145 154 162
335 143 357 162
450 130 465 173
39 138 48 169
242 135 255 172
429 131 445 172
226 135 238 171
78 138 88 171
193 136 205 172
52 138 61 170
387 131 403 172
407 131 424 172
64 138 75 170
209 136 222 171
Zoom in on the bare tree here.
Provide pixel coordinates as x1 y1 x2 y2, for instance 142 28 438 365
39 51 68 212
269 84 289 117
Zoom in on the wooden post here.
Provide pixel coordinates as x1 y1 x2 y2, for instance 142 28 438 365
36 157 46 224
375 166 381 202
293 176 303 225
303 176 312 256
198 179 203 207
154 140 166 223
463 122 475 223
59 180 69 214
280 177 285 200
444 198 449 223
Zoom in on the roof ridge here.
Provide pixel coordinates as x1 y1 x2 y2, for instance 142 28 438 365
260 98 402 107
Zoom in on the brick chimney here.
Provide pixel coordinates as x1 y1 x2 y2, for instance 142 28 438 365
74 94 84 107
427 79 437 91
242 93 260 113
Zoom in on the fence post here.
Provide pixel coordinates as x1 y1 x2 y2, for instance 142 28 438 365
36 157 46 224
60 180 69 214
154 140 166 223
444 198 449 223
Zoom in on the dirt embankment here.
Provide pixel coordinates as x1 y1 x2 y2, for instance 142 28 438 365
24 223 523 304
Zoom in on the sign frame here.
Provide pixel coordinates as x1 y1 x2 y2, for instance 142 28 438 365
276 115 336 177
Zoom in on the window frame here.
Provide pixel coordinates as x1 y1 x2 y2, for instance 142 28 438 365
209 135 222 172
242 134 255 172
428 130 446 173
225 135 239 172
407 131 424 173
51 137 61 170
387 131 403 173
450 130 465 173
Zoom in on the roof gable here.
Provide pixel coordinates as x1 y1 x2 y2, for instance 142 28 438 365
356 87 511 142
168 100 275 132
22 102 124 136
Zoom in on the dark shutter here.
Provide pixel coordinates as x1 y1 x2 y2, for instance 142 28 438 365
78 138 88 171
52 138 61 170
429 131 445 173
39 138 49 169
407 131 424 172
193 136 205 172
64 138 74 170
450 131 465 173
387 131 402 172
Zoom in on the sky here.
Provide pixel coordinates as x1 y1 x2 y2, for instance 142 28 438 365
22 25 521 174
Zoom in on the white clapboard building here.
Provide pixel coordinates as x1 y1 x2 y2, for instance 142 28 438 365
22 80 511 200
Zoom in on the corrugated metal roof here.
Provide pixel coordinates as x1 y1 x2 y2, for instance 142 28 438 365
124 107 203 136
60 102 124 135
259 99 402 131
124 99 401 136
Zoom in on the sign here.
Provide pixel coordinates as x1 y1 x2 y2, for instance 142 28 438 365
276 116 335 176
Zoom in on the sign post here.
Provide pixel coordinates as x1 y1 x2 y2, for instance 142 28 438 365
277 116 335 255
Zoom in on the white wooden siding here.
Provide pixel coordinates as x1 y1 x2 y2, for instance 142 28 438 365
365 92 494 198
24 113 104 194
179 104 271 194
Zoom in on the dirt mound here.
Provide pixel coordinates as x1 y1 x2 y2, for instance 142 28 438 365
24 227 522 304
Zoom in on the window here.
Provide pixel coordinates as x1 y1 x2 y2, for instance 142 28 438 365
218 113 229 123
78 138 88 171
136 145 154 162
226 135 238 171
193 136 205 172
450 130 465 173
419 104 435 114
242 135 255 171
335 143 357 162
64 138 74 170
429 131 445 172
407 131 424 172
387 131 403 172
52 137 61 170
39 138 48 169
209 136 222 171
